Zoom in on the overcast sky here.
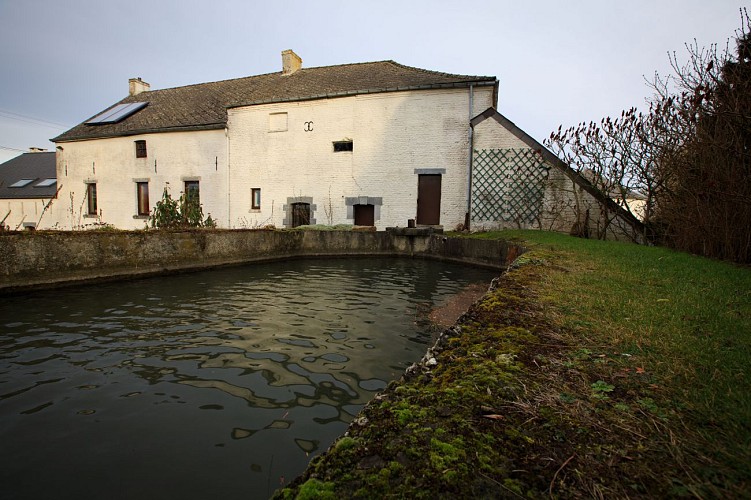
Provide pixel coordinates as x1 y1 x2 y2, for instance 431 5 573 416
0 0 747 163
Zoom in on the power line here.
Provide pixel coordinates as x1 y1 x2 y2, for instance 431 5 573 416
0 108 71 129
0 145 31 153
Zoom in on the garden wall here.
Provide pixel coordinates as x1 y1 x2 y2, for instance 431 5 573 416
0 229 523 293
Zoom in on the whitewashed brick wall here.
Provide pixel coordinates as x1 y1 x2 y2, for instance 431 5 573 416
48 86 495 231
471 115 642 241
471 118 546 230
49 130 228 229
541 169 643 241
1 199 49 230
473 117 530 150
227 87 494 230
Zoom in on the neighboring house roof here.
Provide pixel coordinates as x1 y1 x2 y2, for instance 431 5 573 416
470 108 646 235
578 168 648 201
54 60 497 143
0 152 57 199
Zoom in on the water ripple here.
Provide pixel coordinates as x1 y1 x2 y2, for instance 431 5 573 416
0 257 497 499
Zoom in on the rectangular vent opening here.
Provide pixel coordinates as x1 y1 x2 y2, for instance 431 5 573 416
333 140 353 152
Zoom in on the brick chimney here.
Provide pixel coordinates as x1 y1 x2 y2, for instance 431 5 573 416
281 50 302 75
129 77 150 96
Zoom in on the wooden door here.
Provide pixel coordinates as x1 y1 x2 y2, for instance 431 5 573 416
354 204 375 226
291 203 310 227
416 174 441 225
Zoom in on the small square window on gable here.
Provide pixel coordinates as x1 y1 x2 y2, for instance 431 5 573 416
333 140 353 152
268 112 288 132
135 140 147 158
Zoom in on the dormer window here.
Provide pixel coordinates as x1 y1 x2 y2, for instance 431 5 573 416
135 140 147 158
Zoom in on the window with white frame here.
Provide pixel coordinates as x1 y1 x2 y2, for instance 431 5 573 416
86 183 98 215
251 188 261 210
136 182 149 216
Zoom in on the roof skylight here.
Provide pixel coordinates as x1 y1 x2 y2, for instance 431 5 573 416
86 102 148 125
9 178 35 188
34 178 57 187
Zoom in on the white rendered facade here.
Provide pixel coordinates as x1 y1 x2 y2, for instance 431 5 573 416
227 87 495 229
49 129 227 229
2 199 50 230
50 86 496 230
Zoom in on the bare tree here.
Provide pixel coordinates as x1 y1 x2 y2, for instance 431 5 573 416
649 10 751 262
546 10 751 262
546 107 659 239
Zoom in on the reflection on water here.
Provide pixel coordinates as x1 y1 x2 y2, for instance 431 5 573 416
0 258 497 500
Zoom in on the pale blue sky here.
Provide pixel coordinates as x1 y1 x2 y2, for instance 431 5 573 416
0 0 747 163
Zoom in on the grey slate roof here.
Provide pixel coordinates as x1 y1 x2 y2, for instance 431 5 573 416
53 61 497 143
0 152 57 199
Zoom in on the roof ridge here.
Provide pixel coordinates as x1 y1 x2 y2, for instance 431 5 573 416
385 60 496 81
132 60 397 96
297 59 397 71
133 70 280 96
127 59 494 98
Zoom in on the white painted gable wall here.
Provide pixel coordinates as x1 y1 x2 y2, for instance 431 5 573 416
227 87 494 229
48 129 228 230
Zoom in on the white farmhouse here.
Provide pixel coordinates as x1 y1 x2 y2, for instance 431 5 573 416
50 51 644 240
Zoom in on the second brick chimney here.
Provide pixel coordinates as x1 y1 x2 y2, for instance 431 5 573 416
281 50 302 75
129 77 150 96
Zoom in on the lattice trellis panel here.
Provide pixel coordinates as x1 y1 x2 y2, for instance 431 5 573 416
471 149 550 224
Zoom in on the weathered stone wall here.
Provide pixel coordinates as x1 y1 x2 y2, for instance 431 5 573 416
541 169 644 242
0 230 522 293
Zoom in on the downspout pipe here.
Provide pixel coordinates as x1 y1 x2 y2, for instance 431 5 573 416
465 84 474 230
226 127 231 228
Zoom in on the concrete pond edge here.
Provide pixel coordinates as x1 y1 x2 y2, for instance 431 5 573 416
0 229 525 294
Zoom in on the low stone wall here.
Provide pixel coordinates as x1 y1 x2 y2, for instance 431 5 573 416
0 229 524 293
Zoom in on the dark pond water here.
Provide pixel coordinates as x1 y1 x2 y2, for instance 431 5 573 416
0 258 498 499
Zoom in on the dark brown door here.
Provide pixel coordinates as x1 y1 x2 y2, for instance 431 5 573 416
353 204 375 226
417 174 441 225
291 203 310 227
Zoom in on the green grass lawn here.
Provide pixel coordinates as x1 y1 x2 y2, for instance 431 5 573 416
277 230 751 498
473 230 751 493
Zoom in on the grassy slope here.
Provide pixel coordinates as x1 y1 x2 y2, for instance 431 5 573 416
276 231 751 498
